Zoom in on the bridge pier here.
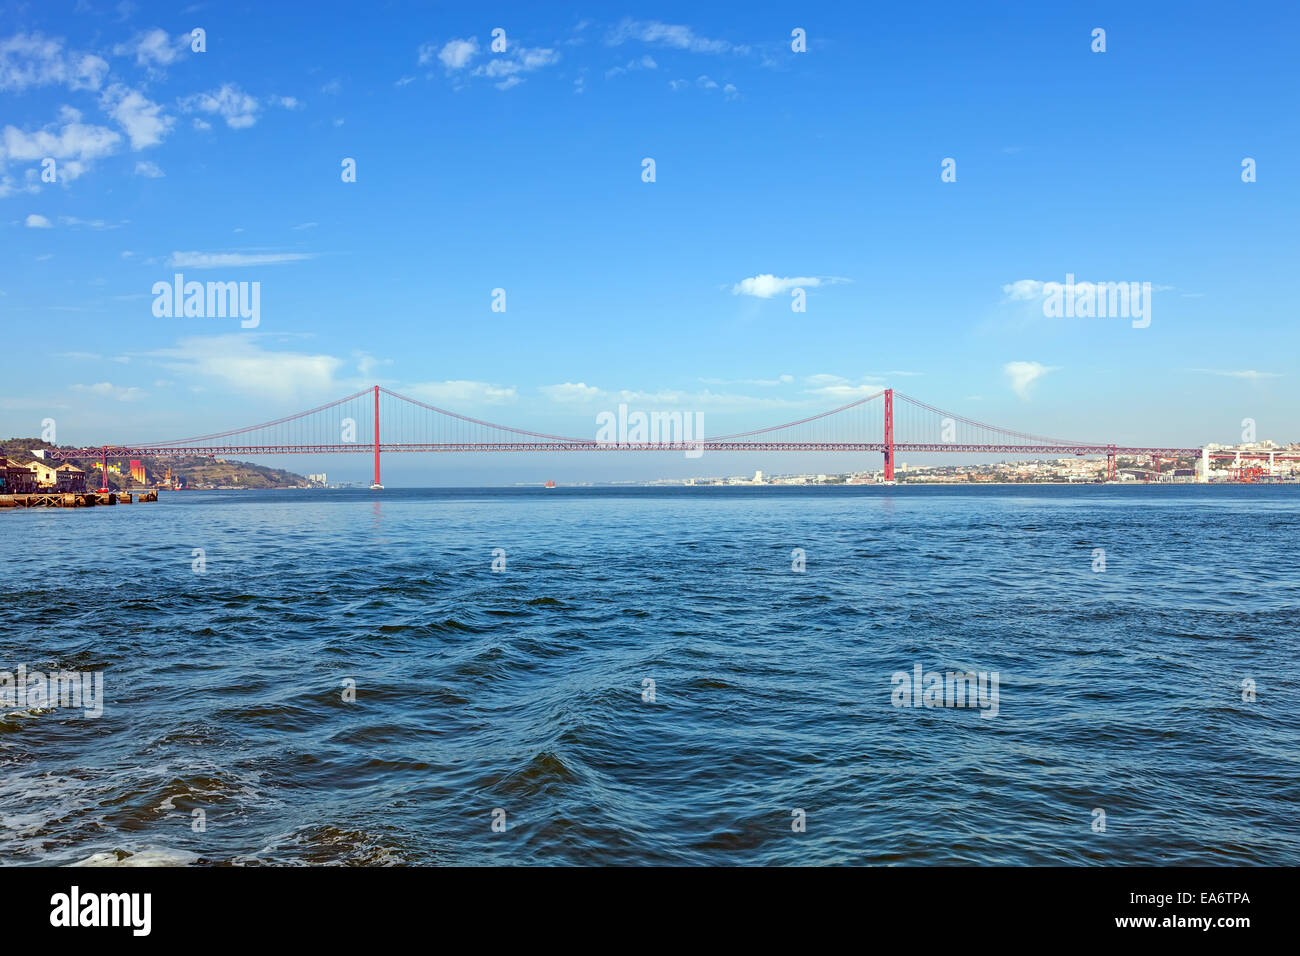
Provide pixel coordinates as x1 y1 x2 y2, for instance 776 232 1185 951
883 388 895 482
370 384 383 489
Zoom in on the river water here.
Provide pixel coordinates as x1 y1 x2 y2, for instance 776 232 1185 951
2 485 1296 865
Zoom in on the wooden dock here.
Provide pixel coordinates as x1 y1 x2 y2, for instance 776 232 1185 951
0 491 158 508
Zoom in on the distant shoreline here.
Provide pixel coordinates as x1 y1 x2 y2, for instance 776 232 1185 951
173 481 1298 491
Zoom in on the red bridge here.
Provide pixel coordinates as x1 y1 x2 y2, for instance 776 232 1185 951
43 385 1252 490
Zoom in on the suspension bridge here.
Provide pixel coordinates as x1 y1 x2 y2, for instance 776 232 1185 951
43 385 1278 490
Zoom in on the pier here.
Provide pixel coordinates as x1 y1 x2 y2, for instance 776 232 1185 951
0 491 157 508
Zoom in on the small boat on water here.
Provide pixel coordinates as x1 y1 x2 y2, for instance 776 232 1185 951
544 480 556 488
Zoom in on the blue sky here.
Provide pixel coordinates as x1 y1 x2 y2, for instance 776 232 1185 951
2 1 1297 483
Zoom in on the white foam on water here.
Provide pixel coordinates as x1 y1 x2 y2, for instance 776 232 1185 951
71 846 200 867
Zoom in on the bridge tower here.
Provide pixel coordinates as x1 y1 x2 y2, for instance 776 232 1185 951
883 388 895 482
370 384 383 490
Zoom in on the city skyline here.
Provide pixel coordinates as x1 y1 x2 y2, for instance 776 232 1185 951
3 1 1297 485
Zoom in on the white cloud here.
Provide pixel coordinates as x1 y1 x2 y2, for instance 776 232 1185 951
114 28 187 68
353 352 391 379
1003 361 1058 399
473 46 560 84
0 174 31 197
606 19 734 54
606 55 657 77
100 84 173 149
539 382 605 403
405 380 518 405
539 381 801 412
139 335 346 400
1002 279 1045 301
425 35 560 90
71 381 146 401
25 213 52 228
698 375 794 386
59 215 119 229
1002 279 1175 303
800 373 887 401
808 384 885 401
731 274 846 298
166 251 316 268
134 160 164 177
0 106 123 176
424 37 478 71
179 84 259 129
0 33 108 92
1190 369 1282 381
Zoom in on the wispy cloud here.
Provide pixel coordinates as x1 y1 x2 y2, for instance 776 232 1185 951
539 382 604 404
71 381 146 401
606 55 657 78
1189 368 1282 381
539 382 801 411
420 36 560 90
472 46 560 89
0 32 108 93
404 380 518 405
1 106 122 182
422 37 478 72
59 215 121 229
178 83 259 129
166 251 317 268
137 335 348 400
1003 361 1058 399
100 84 173 149
112 28 188 69
802 373 887 401
606 19 740 55
698 375 794 386
1002 279 1046 301
731 274 849 298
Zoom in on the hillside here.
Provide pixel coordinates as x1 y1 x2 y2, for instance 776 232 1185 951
0 438 310 490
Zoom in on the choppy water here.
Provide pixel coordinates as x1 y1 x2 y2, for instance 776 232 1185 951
2 485 1297 865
